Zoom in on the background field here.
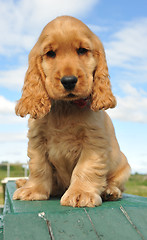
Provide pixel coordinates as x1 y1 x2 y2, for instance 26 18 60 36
0 165 147 205
0 164 28 205
125 174 147 197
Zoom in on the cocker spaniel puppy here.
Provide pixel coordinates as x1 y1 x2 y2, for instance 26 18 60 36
13 16 131 207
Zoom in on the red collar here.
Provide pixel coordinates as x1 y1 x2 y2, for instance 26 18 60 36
73 97 90 108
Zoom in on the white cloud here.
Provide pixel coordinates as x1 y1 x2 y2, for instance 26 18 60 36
0 96 15 114
0 132 27 143
107 83 147 123
0 113 27 125
106 18 147 71
0 139 28 164
0 67 26 90
105 18 147 123
20 0 98 30
0 96 28 163
0 0 99 55
0 95 28 124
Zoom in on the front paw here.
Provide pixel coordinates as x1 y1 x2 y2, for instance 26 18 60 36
60 188 102 207
13 187 49 201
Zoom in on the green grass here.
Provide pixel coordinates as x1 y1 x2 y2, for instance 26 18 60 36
0 164 28 205
125 173 147 197
0 165 147 205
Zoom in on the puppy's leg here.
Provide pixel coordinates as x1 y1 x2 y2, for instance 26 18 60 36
16 179 28 188
102 153 131 201
13 149 52 201
61 150 108 207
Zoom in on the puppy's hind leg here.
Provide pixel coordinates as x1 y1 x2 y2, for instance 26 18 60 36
102 153 131 201
16 179 28 188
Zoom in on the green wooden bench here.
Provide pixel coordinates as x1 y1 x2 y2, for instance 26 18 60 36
1 181 147 240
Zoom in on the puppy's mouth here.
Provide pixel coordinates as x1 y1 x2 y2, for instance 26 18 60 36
63 93 81 101
67 93 76 98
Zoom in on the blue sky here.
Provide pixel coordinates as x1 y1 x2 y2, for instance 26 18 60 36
0 0 147 173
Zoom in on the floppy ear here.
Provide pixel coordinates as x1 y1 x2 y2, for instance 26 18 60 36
91 37 116 111
15 45 51 119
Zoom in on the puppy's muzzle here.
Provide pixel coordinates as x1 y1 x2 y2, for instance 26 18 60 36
61 76 78 91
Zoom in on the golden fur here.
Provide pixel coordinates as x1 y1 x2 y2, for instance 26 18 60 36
13 16 131 207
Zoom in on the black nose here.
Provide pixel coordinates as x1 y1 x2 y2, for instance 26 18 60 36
61 76 78 90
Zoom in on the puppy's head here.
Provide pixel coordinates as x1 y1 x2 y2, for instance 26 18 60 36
16 16 116 119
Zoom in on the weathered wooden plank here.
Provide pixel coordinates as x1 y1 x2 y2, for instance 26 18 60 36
120 206 147 240
4 214 50 240
3 182 98 240
44 211 98 240
85 207 143 240
3 182 147 240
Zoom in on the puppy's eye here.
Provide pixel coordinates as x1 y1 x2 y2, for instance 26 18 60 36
77 48 88 56
46 50 56 58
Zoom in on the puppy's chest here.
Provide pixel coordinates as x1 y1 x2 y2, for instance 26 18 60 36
41 108 92 169
47 121 84 163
